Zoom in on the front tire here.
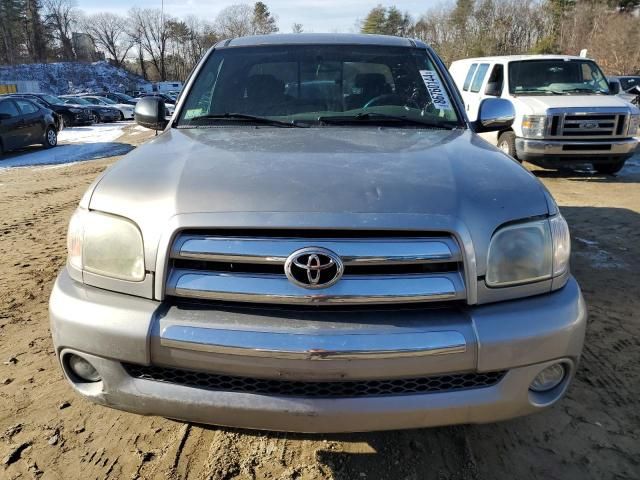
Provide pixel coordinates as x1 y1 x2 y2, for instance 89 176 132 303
43 126 57 149
593 160 626 175
497 131 519 161
119 111 125 121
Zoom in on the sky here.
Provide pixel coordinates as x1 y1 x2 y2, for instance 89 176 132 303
77 0 435 33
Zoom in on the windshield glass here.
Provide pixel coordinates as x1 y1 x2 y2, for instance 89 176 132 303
620 77 640 91
94 96 116 104
178 45 460 128
116 92 134 101
509 59 610 95
41 94 65 105
68 98 90 105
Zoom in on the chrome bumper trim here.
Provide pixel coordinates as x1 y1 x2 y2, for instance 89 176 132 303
160 325 467 359
166 270 465 305
516 137 638 156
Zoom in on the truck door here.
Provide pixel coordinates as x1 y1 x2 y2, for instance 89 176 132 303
0 99 24 150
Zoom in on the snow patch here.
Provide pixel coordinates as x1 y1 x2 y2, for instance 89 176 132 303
0 123 131 170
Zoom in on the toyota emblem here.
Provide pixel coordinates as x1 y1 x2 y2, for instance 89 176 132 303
285 247 344 289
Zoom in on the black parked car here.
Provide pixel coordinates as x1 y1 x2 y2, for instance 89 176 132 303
60 96 120 123
98 91 139 105
6 93 93 127
0 97 58 155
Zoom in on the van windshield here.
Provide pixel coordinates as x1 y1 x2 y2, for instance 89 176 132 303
509 59 610 95
177 45 461 128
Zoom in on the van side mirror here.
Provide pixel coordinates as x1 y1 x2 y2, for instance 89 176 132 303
472 98 515 133
608 81 620 94
134 97 168 131
484 82 502 97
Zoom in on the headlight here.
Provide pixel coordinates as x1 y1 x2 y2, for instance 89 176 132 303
486 216 570 287
521 115 547 138
69 108 82 113
67 208 145 282
627 114 639 136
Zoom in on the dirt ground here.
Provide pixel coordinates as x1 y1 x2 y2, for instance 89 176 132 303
0 126 639 480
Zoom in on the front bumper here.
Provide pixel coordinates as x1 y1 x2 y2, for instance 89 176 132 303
516 137 637 163
69 113 94 126
50 270 587 433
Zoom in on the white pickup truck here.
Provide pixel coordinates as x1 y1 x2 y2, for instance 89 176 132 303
450 55 639 174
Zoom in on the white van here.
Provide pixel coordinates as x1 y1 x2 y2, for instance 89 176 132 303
449 55 639 174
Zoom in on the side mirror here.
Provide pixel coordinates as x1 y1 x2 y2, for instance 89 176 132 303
608 81 620 94
472 98 515 133
134 97 168 130
484 82 502 97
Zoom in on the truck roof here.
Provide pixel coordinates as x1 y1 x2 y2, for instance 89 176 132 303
452 54 592 64
218 33 427 49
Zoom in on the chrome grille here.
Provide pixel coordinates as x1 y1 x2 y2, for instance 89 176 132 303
123 363 505 398
165 232 466 305
548 110 629 139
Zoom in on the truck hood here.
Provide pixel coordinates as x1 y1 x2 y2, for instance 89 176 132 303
513 94 635 114
89 127 550 274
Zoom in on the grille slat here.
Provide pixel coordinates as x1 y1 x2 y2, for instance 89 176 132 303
166 232 467 305
123 363 506 398
550 111 629 139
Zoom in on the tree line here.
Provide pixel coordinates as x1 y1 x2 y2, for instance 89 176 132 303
1 0 639 82
362 0 640 75
0 0 280 81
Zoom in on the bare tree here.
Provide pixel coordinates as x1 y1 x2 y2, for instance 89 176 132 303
81 12 133 67
292 23 303 34
129 7 173 81
215 4 253 38
42 0 77 60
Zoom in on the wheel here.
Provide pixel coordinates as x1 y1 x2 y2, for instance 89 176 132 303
593 160 626 175
43 126 57 149
497 131 518 161
94 114 102 123
119 111 125 121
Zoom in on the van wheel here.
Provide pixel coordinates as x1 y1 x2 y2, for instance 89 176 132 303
497 131 519 161
593 160 626 175
43 127 58 149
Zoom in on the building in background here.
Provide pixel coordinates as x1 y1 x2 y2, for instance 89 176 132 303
0 80 41 93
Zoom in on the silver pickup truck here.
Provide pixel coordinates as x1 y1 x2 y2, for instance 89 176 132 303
49 34 586 433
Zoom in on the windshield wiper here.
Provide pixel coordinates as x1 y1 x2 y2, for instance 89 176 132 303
515 89 562 95
561 88 607 94
185 113 306 128
317 112 458 129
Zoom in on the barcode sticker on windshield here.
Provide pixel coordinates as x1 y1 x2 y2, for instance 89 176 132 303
420 70 452 111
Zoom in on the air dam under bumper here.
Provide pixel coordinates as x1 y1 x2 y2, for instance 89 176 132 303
50 269 586 433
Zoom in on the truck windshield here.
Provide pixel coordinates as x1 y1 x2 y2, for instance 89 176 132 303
178 45 461 128
620 77 640 91
509 59 610 95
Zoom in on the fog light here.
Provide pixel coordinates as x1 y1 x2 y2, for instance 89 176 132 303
530 363 566 392
67 354 101 382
